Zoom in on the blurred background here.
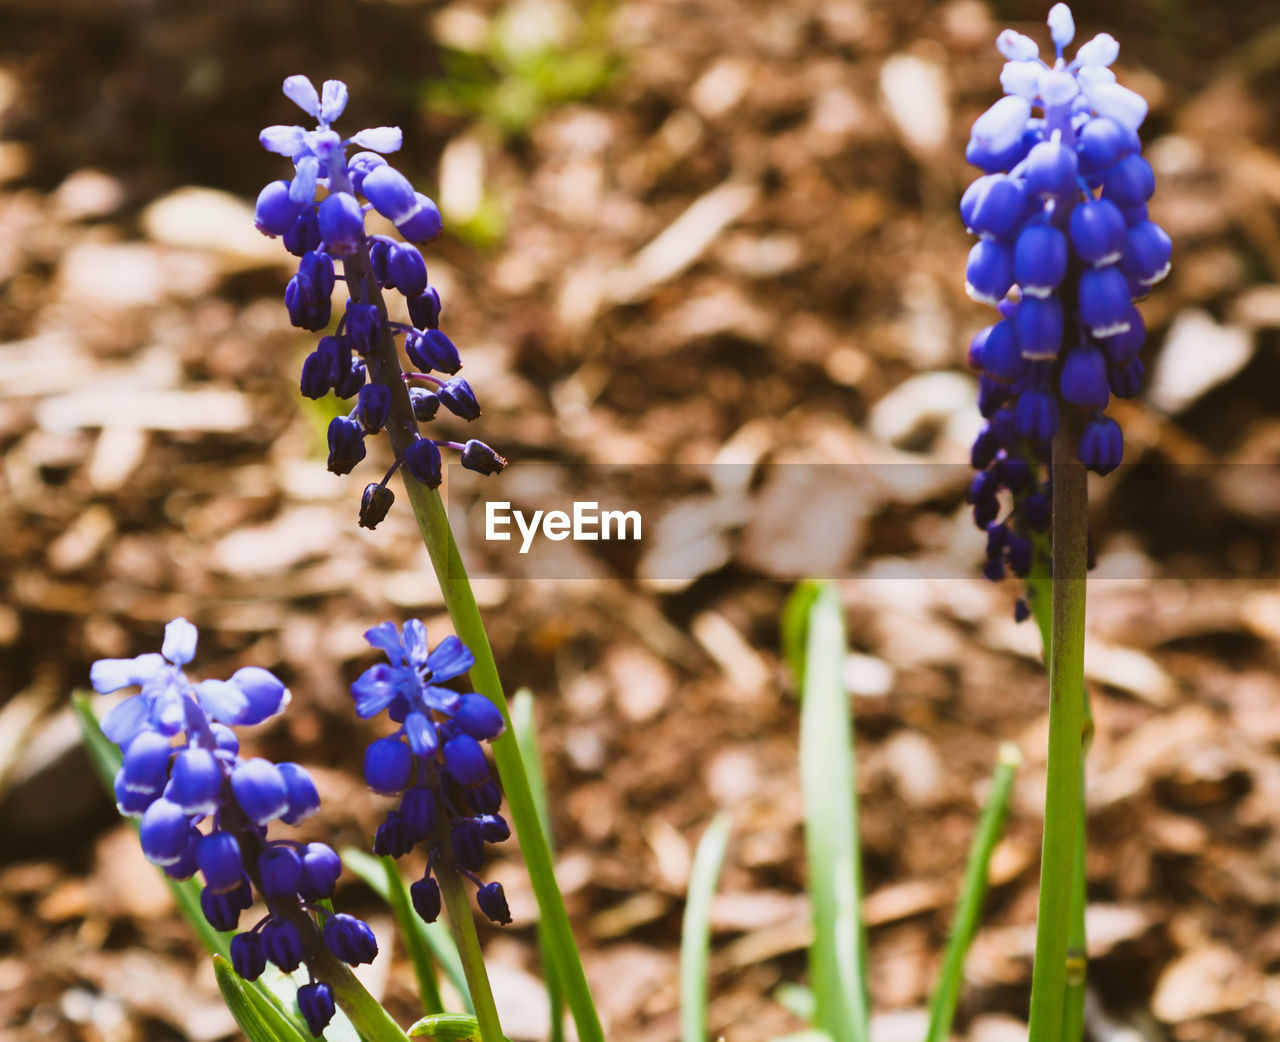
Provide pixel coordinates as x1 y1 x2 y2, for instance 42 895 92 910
2 0 1280 1039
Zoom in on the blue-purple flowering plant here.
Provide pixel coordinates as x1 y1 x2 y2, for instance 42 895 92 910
960 6 1167 1039
87 618 383 1038
254 75 507 529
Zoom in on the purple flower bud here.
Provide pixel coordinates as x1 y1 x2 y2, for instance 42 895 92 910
359 483 396 529
1078 415 1123 474
965 239 1014 305
1023 138 1078 200
452 692 505 740
139 798 193 865
1060 346 1111 410
1069 198 1127 266
479 814 510 843
278 762 320 825
406 329 461 374
364 736 412 794
476 881 512 925
404 438 443 488
348 151 388 196
1097 306 1145 365
451 820 485 871
961 174 1026 240
1078 116 1138 174
400 787 437 840
361 165 418 221
259 844 303 899
1120 220 1172 286
262 917 304 973
326 416 367 475
1015 390 1059 441
1008 533 1032 577
255 181 304 236
373 813 414 858
283 209 322 257
298 842 343 900
468 779 503 815
411 876 441 923
300 350 334 399
200 883 245 931
1078 265 1132 337
166 747 223 815
368 234 395 284
410 388 441 422
226 666 288 726
121 731 173 793
197 830 244 893
114 768 159 815
397 193 443 243
977 319 1025 383
439 378 481 421
1102 154 1155 208
230 932 267 982
161 828 200 879
336 360 367 400
297 982 336 1037
344 301 381 355
230 758 289 825
1013 224 1067 298
323 913 378 965
317 192 366 256
1109 357 1144 399
1014 295 1063 360
443 734 489 787
387 242 428 298
408 287 443 330
358 383 392 432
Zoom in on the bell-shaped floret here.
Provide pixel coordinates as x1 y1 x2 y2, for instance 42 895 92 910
1110 357 1144 398
227 666 289 726
977 319 1026 383
965 239 1015 305
1013 223 1067 297
1078 265 1132 336
406 329 461 374
1023 137 1079 200
255 181 304 236
230 758 289 825
387 242 428 298
1101 154 1155 207
961 174 1027 239
1120 220 1171 286
317 192 366 256
411 876 441 923
1015 294 1063 360
477 882 512 925
278 762 320 825
1060 345 1111 409
1015 389 1059 441
166 746 223 816
261 917 304 973
259 844 303 899
197 830 244 893
396 194 443 243
139 798 192 865
298 842 343 900
326 416 367 476
443 734 490 787
297 982 336 1037
364 736 413 794
1069 197 1126 265
404 438 443 488
361 165 417 221
323 913 378 966
1078 414 1123 474
230 932 267 982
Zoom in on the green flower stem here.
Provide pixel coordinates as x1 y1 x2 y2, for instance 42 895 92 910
1026 430 1089 1042
436 867 506 1042
401 477 605 1042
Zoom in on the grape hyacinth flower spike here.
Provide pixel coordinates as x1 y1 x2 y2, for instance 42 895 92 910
256 75 507 528
962 3 1168 601
91 618 377 1037
353 619 512 926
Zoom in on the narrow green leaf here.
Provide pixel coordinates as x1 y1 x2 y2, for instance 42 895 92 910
213 956 310 1042
510 689 565 1042
781 580 823 688
680 813 732 1042
342 848 472 1012
924 742 1021 1042
798 583 870 1042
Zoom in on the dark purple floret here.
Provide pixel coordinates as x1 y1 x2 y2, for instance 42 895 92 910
407 329 461 374
439 378 481 421
297 982 336 1038
411 876 442 923
359 482 396 530
476 882 512 925
323 913 379 966
326 416 367 475
460 440 509 477
404 438 443 488
230 933 267 982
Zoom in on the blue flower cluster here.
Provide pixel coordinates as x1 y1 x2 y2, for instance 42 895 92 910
962 4 1168 589
91 619 374 1037
352 620 511 926
254 76 507 529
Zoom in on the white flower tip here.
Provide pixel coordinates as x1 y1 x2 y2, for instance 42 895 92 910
1088 81 1148 130
320 79 349 124
971 95 1032 154
1048 4 1075 50
1041 69 1080 107
996 29 1040 63
282 75 321 119
1000 61 1043 101
1076 32 1119 68
162 618 198 667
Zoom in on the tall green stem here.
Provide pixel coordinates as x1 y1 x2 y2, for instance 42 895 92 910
401 479 605 1042
1026 430 1088 1042
437 868 506 1042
